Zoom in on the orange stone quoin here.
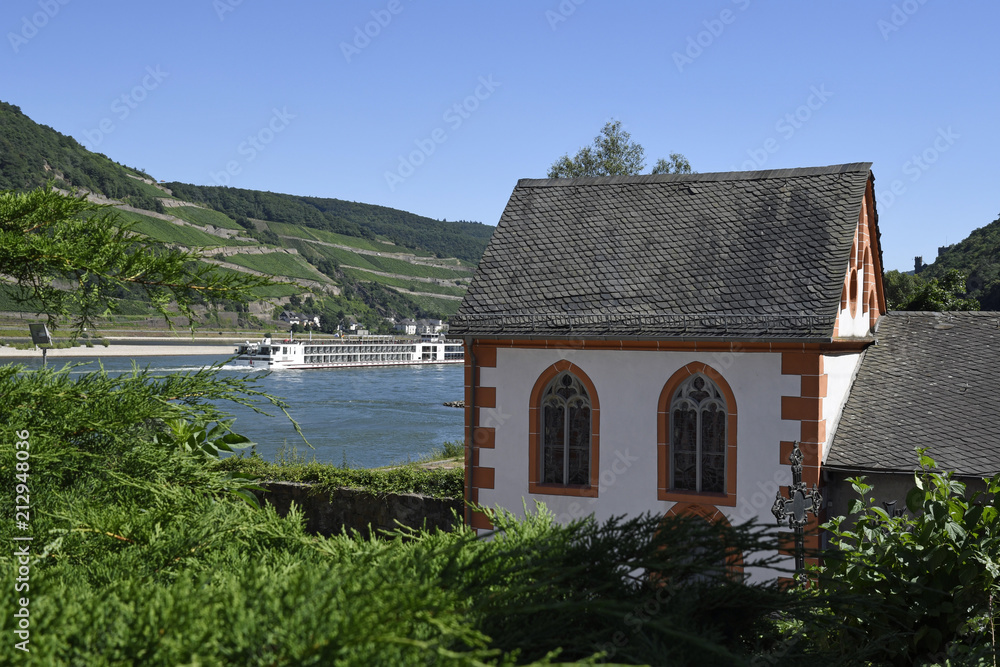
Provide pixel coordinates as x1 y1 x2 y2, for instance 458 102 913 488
779 352 824 488
465 342 498 530
779 351 827 568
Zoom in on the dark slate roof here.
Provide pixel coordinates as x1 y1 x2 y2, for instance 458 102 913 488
451 163 873 339
827 312 1000 476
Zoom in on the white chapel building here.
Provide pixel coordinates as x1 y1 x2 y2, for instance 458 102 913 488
450 163 1000 573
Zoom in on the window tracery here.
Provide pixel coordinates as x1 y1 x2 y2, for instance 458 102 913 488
670 374 726 493
541 371 591 485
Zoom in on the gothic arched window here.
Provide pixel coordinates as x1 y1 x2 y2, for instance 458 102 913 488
541 371 592 486
670 374 727 493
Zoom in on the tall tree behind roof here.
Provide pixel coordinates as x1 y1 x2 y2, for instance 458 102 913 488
547 120 691 178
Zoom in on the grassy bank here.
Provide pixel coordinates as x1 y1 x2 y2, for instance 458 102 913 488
215 442 464 499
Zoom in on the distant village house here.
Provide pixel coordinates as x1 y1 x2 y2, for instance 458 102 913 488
279 311 320 327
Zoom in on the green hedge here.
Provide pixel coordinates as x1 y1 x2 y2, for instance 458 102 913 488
216 451 463 499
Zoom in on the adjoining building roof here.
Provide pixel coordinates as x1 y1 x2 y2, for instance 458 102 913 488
827 311 1000 476
451 163 873 340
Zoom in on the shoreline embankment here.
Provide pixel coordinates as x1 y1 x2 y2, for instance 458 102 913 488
0 338 238 358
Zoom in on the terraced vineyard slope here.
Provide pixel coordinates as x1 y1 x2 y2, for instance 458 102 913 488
0 99 491 334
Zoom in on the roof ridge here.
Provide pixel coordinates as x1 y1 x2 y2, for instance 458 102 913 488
518 162 873 188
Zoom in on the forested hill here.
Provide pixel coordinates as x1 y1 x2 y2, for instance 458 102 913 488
918 212 1000 309
0 99 492 263
0 101 165 210
165 183 492 263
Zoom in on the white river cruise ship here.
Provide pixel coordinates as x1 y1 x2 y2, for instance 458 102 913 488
234 334 464 370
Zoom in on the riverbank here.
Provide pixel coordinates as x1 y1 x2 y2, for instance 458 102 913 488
2 347 465 468
0 340 236 358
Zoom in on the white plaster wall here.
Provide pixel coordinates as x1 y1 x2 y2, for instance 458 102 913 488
476 348 801 578
821 352 863 461
838 261 870 338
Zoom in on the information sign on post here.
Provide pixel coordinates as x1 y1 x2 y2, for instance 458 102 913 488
28 323 53 366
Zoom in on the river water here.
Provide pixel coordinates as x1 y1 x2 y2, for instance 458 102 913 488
7 354 465 468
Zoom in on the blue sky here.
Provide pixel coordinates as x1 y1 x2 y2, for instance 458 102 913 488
3 0 997 272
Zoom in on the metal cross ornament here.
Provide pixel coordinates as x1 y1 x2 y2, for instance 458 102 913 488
771 441 823 575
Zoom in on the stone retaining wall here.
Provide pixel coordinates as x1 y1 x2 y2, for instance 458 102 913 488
254 481 464 537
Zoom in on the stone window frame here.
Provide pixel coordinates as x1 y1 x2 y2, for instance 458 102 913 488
528 361 600 498
657 362 738 507
669 373 728 493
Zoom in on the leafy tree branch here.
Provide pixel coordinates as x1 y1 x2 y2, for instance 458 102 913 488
547 120 692 178
0 185 279 333
884 268 980 311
